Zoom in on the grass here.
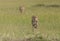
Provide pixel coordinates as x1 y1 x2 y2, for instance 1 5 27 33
0 0 60 41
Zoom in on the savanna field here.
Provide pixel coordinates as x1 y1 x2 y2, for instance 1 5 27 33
0 0 60 41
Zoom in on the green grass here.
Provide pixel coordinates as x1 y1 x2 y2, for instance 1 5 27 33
0 0 60 41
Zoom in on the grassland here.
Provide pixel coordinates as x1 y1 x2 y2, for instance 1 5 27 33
0 0 60 41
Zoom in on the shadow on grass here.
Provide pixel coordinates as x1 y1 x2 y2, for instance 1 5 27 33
32 4 60 8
